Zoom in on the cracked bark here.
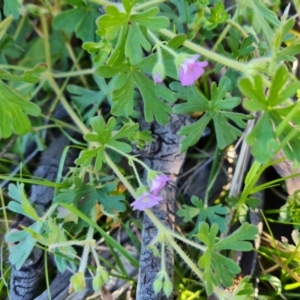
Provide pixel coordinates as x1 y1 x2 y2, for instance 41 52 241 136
136 114 189 300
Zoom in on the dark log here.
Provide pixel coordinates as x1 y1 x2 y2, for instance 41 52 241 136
136 114 189 300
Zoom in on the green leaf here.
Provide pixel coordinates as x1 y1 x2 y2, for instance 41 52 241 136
67 77 107 121
177 196 230 233
0 16 14 41
132 70 173 124
107 25 128 66
0 63 47 83
130 7 169 30
204 1 229 30
246 112 277 163
197 222 258 295
239 75 267 110
237 0 280 47
125 23 151 65
6 221 44 269
96 5 129 40
4 0 21 19
122 0 137 13
53 2 99 41
96 64 128 78
167 33 187 50
8 183 40 221
172 77 249 151
226 28 255 58
213 223 258 251
76 116 148 170
111 71 135 117
54 178 126 231
276 41 300 62
0 80 41 139
239 66 300 163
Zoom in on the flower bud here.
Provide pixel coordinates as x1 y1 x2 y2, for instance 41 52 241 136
93 274 103 292
152 62 165 84
70 272 86 292
153 278 163 294
163 278 173 297
101 269 110 283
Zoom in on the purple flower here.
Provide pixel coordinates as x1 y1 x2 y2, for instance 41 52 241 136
178 54 208 86
130 192 163 211
150 174 170 196
152 62 165 84
154 72 163 83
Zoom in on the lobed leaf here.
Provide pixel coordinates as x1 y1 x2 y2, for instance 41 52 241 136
172 77 248 151
0 81 41 139
177 196 230 233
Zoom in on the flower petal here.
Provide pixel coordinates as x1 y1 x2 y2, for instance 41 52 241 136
150 174 170 195
130 192 164 211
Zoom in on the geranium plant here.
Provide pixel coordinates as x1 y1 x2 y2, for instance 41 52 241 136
1 0 300 299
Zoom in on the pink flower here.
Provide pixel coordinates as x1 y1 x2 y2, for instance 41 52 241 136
130 192 163 211
152 62 165 84
154 72 163 83
150 174 170 196
178 55 208 86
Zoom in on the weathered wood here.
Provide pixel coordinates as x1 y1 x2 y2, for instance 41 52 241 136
136 114 189 300
274 149 300 195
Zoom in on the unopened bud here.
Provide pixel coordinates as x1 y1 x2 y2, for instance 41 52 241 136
153 278 163 294
152 62 165 84
163 278 173 297
70 272 86 292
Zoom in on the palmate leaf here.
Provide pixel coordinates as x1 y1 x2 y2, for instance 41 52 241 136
239 65 300 163
54 177 126 231
0 80 41 139
6 221 44 270
130 7 169 30
67 77 109 122
75 116 152 170
218 28 255 60
177 196 230 233
204 1 229 30
97 65 176 124
96 5 129 40
53 1 99 42
237 0 280 47
172 77 249 151
197 222 258 295
125 23 151 65
7 183 40 221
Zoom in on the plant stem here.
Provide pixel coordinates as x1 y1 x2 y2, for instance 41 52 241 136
169 231 206 252
105 153 138 198
65 41 89 87
52 68 95 78
160 240 166 272
40 14 89 135
159 29 249 74
105 155 207 254
105 144 151 171
168 237 204 281
49 239 95 250
0 190 9 232
129 160 143 187
78 211 96 274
